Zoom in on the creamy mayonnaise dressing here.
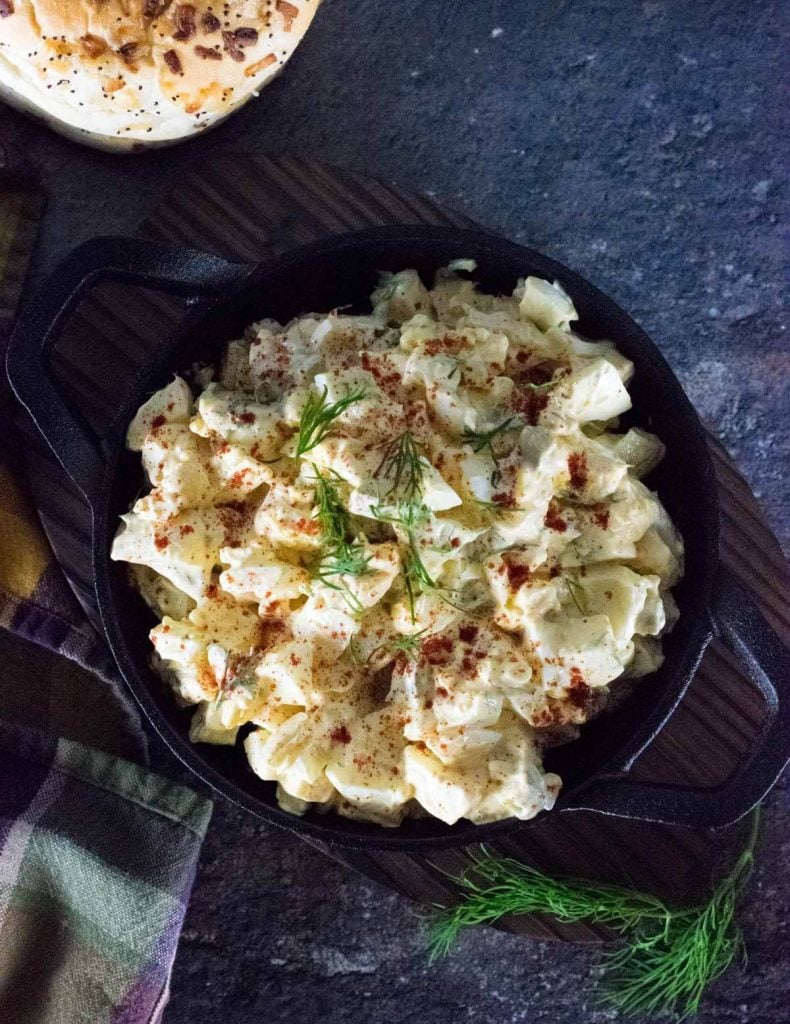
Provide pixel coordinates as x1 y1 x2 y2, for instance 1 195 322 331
113 264 683 826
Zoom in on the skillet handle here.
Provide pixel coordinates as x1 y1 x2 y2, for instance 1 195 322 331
6 236 256 504
569 565 790 828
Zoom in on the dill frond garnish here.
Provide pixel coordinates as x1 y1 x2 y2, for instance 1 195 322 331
474 498 508 517
565 577 589 616
462 418 519 486
426 808 761 1020
403 539 437 618
215 668 257 703
316 546 371 580
310 466 370 613
462 418 519 453
370 499 431 534
391 629 430 659
360 525 464 622
403 537 469 619
525 378 560 392
370 431 464 620
313 569 366 614
374 431 427 501
312 466 351 550
371 431 432 538
353 630 430 667
296 385 367 457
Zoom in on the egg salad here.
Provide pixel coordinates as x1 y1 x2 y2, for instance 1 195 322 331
112 263 683 827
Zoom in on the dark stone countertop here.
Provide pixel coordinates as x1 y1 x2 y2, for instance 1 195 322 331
5 1 788 1022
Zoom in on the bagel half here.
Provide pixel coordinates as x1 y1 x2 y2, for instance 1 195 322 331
0 0 321 150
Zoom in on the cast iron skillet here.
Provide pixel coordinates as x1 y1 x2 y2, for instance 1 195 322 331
7 225 790 852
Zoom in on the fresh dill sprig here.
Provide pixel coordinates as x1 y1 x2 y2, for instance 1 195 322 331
603 807 761 1017
526 377 560 392
370 431 465 621
370 430 433 621
403 539 438 618
426 808 761 1020
312 466 351 550
462 418 519 454
565 577 589 616
310 466 370 613
474 498 508 517
215 665 257 703
358 626 432 667
391 629 430 659
296 385 366 456
349 630 430 668
316 546 371 580
314 570 366 614
426 854 668 961
374 431 427 500
462 418 519 486
371 499 431 534
400 535 470 621
371 431 433 538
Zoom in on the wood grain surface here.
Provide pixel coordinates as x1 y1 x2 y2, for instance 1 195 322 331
13 154 789 944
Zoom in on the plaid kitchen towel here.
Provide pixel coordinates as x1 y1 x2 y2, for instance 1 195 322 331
0 124 148 757
0 721 212 1024
0 130 123 691
0 120 214 1023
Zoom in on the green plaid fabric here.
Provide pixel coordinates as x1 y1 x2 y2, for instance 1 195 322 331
0 721 212 1024
0 119 215 1023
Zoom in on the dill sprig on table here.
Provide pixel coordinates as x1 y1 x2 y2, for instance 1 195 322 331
426 807 761 1020
296 385 367 456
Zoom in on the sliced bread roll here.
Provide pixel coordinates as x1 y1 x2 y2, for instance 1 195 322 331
0 0 321 150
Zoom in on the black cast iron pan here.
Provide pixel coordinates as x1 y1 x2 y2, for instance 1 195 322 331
7 225 790 851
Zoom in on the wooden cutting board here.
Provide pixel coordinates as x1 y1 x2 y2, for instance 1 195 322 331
14 154 789 944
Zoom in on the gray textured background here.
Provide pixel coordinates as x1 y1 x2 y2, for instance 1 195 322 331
7 0 789 1021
